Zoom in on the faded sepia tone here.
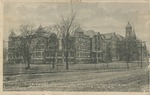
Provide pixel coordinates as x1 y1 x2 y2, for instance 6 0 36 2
1 0 150 94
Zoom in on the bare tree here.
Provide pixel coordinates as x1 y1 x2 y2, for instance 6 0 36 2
48 33 58 69
45 26 60 69
116 37 140 69
17 24 36 69
55 9 79 69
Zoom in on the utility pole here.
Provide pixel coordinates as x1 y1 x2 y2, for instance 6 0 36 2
125 38 129 69
140 42 143 69
106 44 109 69
140 41 146 69
107 55 109 69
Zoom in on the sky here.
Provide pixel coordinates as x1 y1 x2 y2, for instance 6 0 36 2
3 2 150 50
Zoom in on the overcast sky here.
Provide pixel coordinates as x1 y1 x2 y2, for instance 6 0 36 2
3 2 150 50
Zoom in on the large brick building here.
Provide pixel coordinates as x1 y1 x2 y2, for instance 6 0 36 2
7 23 147 64
7 25 90 64
8 31 22 63
125 22 147 61
90 32 105 63
74 27 91 64
101 32 124 61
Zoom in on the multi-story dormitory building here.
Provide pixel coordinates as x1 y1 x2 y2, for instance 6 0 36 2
74 27 91 64
8 25 90 64
7 23 147 64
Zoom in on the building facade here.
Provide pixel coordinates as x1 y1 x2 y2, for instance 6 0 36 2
101 33 124 61
7 23 147 64
90 32 105 63
116 22 148 62
8 31 22 64
74 27 91 64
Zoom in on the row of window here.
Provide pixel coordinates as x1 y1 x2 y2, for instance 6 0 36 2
91 53 104 58
76 52 90 58
8 52 44 58
32 52 43 58
8 48 18 52
76 45 90 50
31 59 44 63
36 45 45 50
31 58 75 63
8 54 21 59
45 51 75 57
76 59 91 63
76 38 90 44
8 51 106 59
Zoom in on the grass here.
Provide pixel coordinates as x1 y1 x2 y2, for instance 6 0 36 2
3 61 149 75
3 61 149 91
3 68 149 91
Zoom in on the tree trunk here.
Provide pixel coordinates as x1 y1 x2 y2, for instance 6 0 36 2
66 34 69 70
27 58 30 69
26 53 31 69
52 56 55 69
107 61 109 69
66 50 69 70
126 59 129 69
27 61 30 69
52 41 57 69
140 44 143 69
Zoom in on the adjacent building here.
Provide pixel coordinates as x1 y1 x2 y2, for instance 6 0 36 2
8 31 22 63
117 22 147 62
74 27 91 64
90 32 105 63
101 32 124 61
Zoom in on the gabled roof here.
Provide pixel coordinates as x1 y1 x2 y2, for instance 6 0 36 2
9 31 17 37
75 26 84 33
84 30 95 38
101 32 116 39
126 22 132 28
116 34 124 40
26 25 50 36
38 24 43 30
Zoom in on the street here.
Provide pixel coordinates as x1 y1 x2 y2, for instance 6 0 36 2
3 63 149 91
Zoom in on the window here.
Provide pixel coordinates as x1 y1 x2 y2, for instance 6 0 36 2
8 54 12 58
35 52 37 57
32 53 35 58
39 38 44 43
87 53 89 57
37 45 44 49
76 52 80 57
78 39 80 42
46 52 49 57
70 52 74 57
39 52 42 57
36 52 42 57
79 52 81 57
42 52 44 56
57 51 62 57
16 53 19 58
13 54 15 58
78 46 80 50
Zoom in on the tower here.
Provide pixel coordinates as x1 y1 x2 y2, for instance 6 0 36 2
125 22 132 37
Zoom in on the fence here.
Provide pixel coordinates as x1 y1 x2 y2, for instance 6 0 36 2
3 60 149 76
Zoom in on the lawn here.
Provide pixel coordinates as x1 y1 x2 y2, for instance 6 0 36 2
3 61 150 91
3 61 148 75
